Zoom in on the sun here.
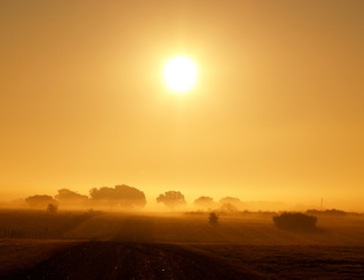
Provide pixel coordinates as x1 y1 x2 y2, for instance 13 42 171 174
163 56 197 93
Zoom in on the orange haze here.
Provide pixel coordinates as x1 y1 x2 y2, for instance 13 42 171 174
1 1 364 211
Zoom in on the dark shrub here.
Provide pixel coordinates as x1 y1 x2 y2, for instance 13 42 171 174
209 212 219 225
273 212 317 231
47 203 58 214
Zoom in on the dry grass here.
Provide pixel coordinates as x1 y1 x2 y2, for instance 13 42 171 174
1 210 364 279
64 212 364 246
191 244 364 279
0 239 82 278
0 210 97 239
2 210 364 245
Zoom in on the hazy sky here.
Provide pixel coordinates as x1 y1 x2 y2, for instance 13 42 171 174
1 0 363 210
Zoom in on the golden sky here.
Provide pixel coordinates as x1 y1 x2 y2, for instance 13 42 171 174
1 0 363 210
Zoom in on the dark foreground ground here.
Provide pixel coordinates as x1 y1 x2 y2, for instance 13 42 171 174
5 242 364 280
1 211 364 279
8 242 262 280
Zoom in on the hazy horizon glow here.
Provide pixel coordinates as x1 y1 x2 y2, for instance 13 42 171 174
1 1 364 211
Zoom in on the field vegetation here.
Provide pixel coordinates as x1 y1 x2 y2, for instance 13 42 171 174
1 209 364 279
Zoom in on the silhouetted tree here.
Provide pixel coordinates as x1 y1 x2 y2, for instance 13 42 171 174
219 197 243 209
55 189 88 207
25 195 57 208
89 184 146 208
194 196 215 210
219 203 239 213
273 212 317 231
209 212 219 225
156 191 186 209
47 203 58 214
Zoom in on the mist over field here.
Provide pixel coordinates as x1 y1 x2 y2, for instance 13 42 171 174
1 182 362 215
1 0 364 279
1 185 364 279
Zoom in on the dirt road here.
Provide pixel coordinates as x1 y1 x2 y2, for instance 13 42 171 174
9 242 264 280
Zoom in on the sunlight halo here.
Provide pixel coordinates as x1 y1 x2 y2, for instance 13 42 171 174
163 56 197 93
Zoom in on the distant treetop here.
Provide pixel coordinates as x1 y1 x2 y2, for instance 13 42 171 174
55 188 88 203
25 195 57 208
194 196 215 209
156 191 186 209
89 184 146 208
219 197 243 208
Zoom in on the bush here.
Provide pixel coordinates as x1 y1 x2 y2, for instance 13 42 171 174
47 203 58 214
209 212 219 225
273 212 317 231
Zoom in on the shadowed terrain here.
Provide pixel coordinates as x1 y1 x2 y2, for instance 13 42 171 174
1 211 364 279
9 242 265 280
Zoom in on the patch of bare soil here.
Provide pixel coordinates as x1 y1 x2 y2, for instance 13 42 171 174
194 244 364 279
0 239 82 279
8 242 265 280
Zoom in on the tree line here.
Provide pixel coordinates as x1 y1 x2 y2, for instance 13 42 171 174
24 184 245 211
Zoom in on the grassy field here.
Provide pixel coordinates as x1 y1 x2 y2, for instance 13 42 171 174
66 211 364 246
1 210 364 279
0 210 97 239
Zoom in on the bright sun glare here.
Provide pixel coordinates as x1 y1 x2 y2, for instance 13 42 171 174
164 56 197 93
